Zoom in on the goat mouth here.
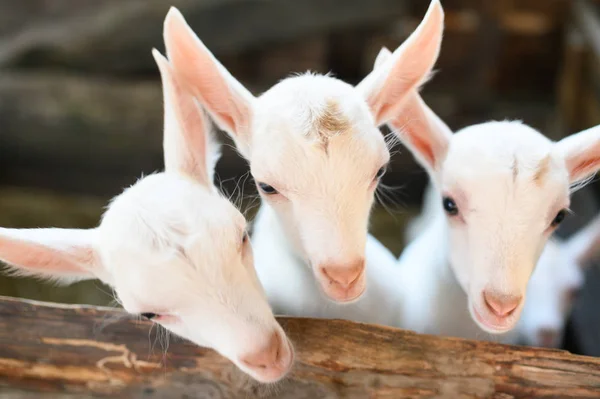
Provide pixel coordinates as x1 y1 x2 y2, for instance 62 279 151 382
317 275 366 304
471 305 517 334
327 289 364 304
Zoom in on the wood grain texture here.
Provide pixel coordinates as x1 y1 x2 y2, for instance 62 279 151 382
0 296 599 398
0 0 406 73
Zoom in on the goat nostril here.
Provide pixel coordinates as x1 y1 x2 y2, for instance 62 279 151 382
275 339 282 363
320 261 365 288
483 291 521 317
240 332 283 370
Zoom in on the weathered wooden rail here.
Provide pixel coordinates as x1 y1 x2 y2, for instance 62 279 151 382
0 296 598 398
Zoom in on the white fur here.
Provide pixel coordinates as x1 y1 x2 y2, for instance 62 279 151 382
252 205 401 325
407 184 599 347
396 117 600 336
377 45 600 336
0 51 293 384
162 1 444 316
395 182 511 342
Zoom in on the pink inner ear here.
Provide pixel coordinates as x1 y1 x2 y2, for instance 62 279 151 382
570 157 600 181
390 92 441 169
165 12 250 135
167 66 210 183
154 48 213 185
364 0 443 124
410 134 436 167
0 236 94 276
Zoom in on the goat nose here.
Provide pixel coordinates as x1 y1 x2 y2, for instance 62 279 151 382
320 259 365 288
483 290 521 317
537 328 560 348
240 332 283 370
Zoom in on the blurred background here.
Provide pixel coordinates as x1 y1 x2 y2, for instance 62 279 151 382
0 0 599 356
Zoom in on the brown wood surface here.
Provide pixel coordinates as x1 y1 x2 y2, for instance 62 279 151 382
0 0 407 74
0 296 599 398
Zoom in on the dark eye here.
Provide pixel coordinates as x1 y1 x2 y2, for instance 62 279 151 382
442 196 459 216
258 182 278 195
141 313 158 320
376 165 387 179
551 209 567 227
242 231 249 244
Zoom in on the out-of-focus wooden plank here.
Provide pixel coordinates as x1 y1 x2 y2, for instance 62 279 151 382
0 0 407 74
573 0 600 58
0 296 600 398
557 25 587 134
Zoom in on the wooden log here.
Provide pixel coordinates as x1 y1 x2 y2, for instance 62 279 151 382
573 0 600 59
571 0 600 134
556 24 587 135
0 72 252 198
0 296 599 398
0 0 407 74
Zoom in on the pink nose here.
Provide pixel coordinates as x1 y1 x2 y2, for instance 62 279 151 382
537 328 560 348
318 259 366 302
240 332 286 370
321 261 364 287
483 291 521 317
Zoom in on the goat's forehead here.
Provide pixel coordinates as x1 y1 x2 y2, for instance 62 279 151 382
255 74 375 137
260 73 360 104
251 75 386 181
250 134 388 191
453 121 552 155
99 175 245 253
444 123 566 189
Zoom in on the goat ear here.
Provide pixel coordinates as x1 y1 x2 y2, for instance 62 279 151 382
357 0 443 124
556 125 600 184
163 7 255 156
389 92 452 172
153 49 218 186
374 45 452 171
566 214 600 267
0 228 101 283
374 46 393 70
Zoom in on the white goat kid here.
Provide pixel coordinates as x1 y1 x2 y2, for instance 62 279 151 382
376 46 600 337
406 183 598 347
518 213 600 348
161 1 444 323
0 51 294 383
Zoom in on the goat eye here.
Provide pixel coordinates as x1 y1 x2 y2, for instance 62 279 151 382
258 182 278 195
242 231 249 244
442 196 459 216
141 313 158 320
375 165 387 179
551 209 567 227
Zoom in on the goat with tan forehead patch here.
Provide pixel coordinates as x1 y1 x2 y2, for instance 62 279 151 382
0 50 294 383
163 1 444 322
377 45 600 337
